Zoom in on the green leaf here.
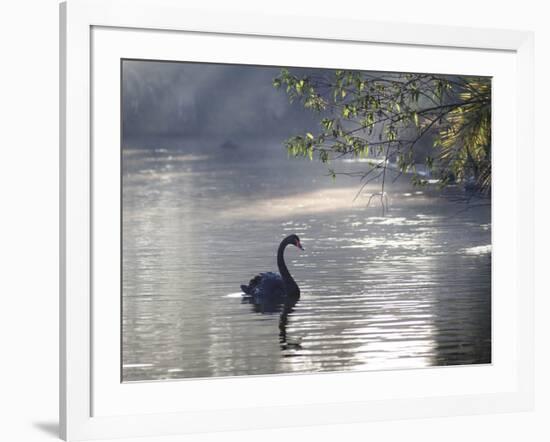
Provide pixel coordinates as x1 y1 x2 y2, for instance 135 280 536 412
321 118 334 130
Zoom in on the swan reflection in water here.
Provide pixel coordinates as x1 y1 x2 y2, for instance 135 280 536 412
278 297 302 351
240 234 304 350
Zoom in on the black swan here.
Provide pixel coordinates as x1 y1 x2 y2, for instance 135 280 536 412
240 234 304 311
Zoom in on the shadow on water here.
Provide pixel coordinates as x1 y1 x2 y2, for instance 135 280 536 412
432 257 492 366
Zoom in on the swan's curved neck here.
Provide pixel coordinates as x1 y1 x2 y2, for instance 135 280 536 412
277 240 298 294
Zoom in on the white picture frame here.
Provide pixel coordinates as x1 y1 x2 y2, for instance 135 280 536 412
60 0 534 440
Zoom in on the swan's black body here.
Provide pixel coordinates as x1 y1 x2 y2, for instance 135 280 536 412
241 234 303 312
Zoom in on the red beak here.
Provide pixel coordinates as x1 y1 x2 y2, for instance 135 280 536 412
296 240 304 251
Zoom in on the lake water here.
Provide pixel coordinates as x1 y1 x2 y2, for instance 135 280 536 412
122 143 491 382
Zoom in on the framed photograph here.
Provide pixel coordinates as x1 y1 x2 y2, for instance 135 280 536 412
60 0 534 440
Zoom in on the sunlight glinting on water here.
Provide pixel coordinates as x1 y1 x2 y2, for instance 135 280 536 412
221 187 371 220
122 149 491 381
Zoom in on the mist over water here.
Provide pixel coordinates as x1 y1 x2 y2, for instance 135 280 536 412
122 141 491 382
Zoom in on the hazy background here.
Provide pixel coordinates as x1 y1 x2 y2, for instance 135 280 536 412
123 60 318 149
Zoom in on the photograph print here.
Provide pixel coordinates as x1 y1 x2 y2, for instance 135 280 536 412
121 59 492 382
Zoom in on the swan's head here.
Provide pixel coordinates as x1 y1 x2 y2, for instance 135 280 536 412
287 234 304 251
